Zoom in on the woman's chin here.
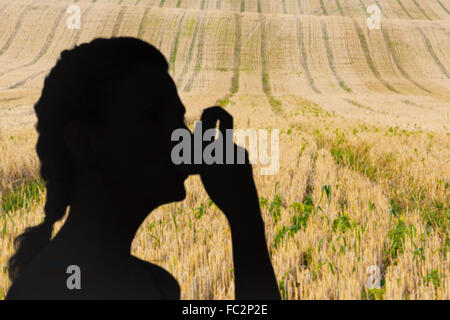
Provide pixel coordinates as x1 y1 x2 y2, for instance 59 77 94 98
173 187 186 202
160 185 186 203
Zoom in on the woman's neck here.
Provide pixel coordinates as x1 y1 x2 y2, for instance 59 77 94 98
52 169 155 260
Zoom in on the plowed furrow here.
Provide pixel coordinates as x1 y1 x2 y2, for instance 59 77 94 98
112 6 127 37
296 17 320 94
215 12 241 106
417 26 449 79
352 20 400 93
176 12 204 88
183 15 208 92
320 20 351 93
436 0 450 15
0 4 35 56
0 8 66 78
381 26 431 93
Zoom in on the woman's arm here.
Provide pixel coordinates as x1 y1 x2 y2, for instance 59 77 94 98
197 107 281 300
226 203 281 299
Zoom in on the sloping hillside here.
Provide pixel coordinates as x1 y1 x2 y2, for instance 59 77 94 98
0 0 449 129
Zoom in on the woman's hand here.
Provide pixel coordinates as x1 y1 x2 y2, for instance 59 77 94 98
197 107 260 225
197 106 281 299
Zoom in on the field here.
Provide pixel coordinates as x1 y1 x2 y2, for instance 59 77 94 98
0 0 449 299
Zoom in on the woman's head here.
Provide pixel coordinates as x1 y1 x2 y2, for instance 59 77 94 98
9 37 189 281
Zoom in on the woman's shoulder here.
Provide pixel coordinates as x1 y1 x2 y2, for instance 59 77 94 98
6 253 180 299
6 260 68 299
132 256 181 300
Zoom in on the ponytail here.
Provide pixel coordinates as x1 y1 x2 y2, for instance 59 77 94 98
8 179 69 281
8 220 53 281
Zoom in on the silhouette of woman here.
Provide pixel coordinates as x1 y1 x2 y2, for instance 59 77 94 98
6 37 280 299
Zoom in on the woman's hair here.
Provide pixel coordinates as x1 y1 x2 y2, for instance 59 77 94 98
8 37 169 281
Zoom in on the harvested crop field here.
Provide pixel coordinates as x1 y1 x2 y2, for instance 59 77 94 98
0 0 449 299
